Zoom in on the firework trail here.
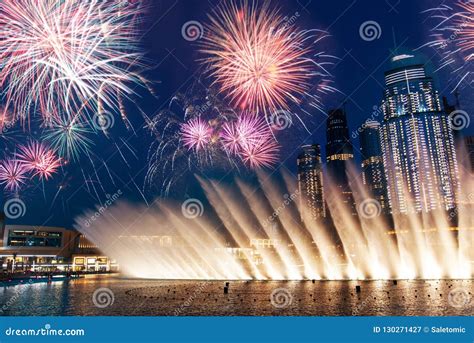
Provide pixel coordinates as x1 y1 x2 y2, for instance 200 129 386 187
0 159 28 192
16 141 61 181
0 0 148 126
200 0 337 117
145 84 241 195
421 1 474 89
145 83 281 196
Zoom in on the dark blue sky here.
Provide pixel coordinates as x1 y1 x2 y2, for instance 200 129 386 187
3 0 472 228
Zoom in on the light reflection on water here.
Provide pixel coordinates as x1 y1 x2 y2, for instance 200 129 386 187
0 275 472 316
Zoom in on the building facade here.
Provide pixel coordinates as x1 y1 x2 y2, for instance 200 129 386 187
0 223 115 272
325 108 357 215
380 53 459 214
297 144 326 222
463 136 474 173
359 120 389 213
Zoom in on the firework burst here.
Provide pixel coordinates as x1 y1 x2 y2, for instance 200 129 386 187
0 159 28 192
180 118 214 151
0 0 147 125
43 116 94 162
16 141 61 181
421 1 474 89
239 136 280 169
200 0 335 116
220 112 279 167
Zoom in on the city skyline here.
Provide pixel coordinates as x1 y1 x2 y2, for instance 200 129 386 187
0 0 472 230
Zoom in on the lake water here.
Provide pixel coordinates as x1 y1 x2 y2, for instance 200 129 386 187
1 275 472 316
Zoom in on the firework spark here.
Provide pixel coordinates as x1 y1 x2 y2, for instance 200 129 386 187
201 0 335 115
180 118 213 151
43 117 94 162
0 0 147 125
224 113 279 168
0 159 28 192
220 113 279 167
421 1 474 89
16 141 61 181
240 136 280 169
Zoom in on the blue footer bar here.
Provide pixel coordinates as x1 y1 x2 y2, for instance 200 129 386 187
0 317 472 343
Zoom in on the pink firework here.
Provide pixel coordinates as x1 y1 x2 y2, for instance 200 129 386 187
240 136 280 169
201 0 334 115
16 141 61 180
0 159 28 192
220 114 268 153
220 113 280 168
180 118 213 151
220 121 242 154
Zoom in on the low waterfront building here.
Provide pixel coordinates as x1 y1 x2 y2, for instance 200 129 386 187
0 222 115 272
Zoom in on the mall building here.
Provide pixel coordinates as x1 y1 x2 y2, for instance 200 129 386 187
0 215 116 272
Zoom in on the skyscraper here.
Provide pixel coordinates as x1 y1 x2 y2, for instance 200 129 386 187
463 136 474 172
297 144 326 222
325 108 356 215
359 120 389 213
380 52 459 214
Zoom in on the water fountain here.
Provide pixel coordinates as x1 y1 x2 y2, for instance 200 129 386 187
74 170 474 280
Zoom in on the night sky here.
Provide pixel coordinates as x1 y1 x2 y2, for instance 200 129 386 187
3 0 472 228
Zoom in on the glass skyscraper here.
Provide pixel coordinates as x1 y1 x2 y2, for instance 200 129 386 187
380 53 459 214
297 144 326 222
325 108 357 216
359 120 389 213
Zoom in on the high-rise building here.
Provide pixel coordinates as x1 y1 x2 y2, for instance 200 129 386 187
359 120 389 213
325 108 357 215
380 52 459 214
297 144 326 221
464 136 474 172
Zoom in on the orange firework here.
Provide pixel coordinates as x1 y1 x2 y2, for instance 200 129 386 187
201 0 333 116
